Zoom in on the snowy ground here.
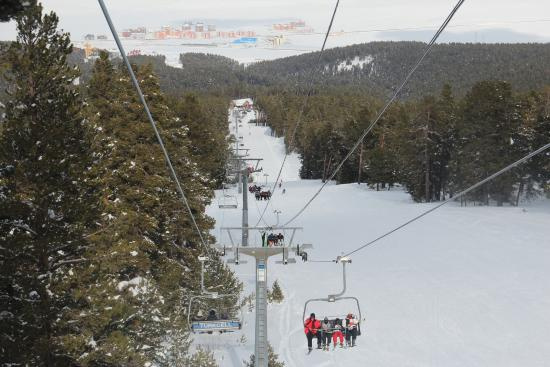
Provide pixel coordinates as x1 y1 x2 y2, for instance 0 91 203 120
196 108 550 367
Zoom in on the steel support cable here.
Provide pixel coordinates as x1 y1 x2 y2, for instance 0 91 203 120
341 141 550 258
254 0 341 227
283 0 466 227
98 0 208 249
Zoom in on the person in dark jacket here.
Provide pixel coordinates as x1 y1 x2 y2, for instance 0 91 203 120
304 313 322 352
345 313 359 347
206 309 218 321
320 317 333 350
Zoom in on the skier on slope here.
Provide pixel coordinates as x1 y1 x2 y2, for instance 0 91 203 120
332 318 345 349
345 313 359 347
320 317 333 350
304 313 322 352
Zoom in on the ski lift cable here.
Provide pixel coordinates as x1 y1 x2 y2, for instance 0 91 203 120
254 0 341 228
97 0 208 249
310 142 550 262
283 0 467 227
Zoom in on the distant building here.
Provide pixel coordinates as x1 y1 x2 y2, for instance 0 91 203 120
232 98 253 110
97 34 108 40
195 22 204 32
84 34 95 41
207 24 216 32
269 35 285 47
182 23 192 31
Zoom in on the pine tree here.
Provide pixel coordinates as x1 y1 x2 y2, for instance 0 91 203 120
0 3 96 364
185 347 218 367
452 81 521 205
270 280 284 303
58 56 243 365
0 0 32 22
171 94 229 188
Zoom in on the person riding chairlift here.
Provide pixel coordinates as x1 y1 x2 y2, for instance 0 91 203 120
332 318 345 348
206 309 218 321
304 313 322 352
345 313 359 347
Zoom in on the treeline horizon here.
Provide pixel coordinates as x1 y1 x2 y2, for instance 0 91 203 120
256 81 550 205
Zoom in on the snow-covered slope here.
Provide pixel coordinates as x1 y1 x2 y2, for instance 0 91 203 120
197 108 550 367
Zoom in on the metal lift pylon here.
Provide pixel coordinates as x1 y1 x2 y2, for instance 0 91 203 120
218 226 312 367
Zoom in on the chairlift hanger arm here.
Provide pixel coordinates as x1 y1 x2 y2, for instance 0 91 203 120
303 297 362 322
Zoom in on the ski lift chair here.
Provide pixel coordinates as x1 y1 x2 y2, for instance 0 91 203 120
187 256 243 334
188 296 243 334
218 185 238 209
302 257 362 327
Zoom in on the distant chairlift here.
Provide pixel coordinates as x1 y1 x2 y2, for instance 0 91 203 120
218 184 238 209
188 256 243 334
302 256 362 328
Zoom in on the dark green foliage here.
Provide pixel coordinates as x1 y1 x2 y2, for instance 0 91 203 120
0 3 97 364
54 42 550 100
0 0 33 22
169 93 230 187
0 6 243 364
268 280 284 304
125 53 247 96
246 42 550 99
258 81 550 205
67 53 243 365
185 347 218 367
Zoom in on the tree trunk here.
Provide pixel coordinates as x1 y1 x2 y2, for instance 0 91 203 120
424 113 431 202
322 153 327 183
515 180 524 207
357 140 364 185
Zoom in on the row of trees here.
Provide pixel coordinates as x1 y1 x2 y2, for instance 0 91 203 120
0 4 239 366
256 82 550 205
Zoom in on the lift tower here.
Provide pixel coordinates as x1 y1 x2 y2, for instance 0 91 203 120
227 155 262 246
219 226 312 367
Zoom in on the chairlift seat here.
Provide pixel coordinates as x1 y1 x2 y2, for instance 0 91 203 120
191 319 242 334
218 193 238 209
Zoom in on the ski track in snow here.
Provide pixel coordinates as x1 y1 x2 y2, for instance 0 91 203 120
197 108 550 367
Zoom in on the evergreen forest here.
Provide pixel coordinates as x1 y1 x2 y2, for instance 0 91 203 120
0 2 549 366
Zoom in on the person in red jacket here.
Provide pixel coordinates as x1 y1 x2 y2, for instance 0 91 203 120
304 313 322 352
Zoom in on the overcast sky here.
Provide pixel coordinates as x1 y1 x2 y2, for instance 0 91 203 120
1 0 549 44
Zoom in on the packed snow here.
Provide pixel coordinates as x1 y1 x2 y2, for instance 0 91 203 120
335 55 374 72
195 107 550 367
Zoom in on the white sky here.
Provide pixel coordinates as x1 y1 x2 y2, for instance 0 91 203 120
1 1 549 48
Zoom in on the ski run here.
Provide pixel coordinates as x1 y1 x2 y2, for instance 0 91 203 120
192 105 550 367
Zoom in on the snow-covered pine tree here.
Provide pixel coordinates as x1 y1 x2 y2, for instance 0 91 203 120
0 0 32 22
270 280 284 303
59 55 241 365
0 3 97 364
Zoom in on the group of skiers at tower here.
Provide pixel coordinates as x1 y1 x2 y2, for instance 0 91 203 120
304 313 360 352
261 232 284 247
